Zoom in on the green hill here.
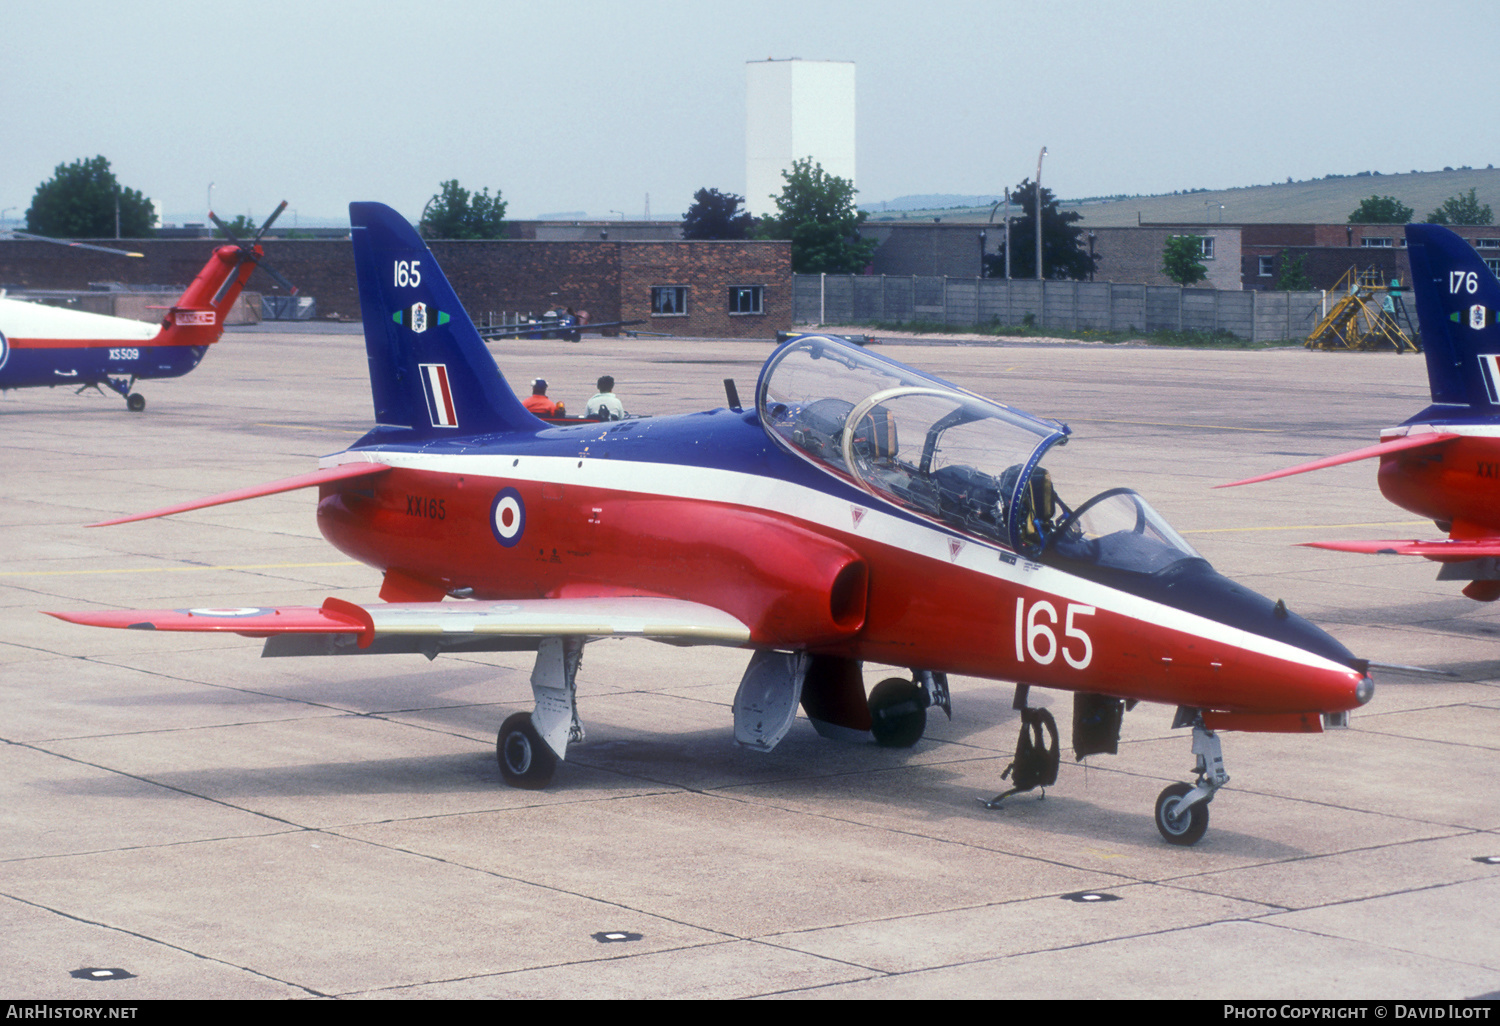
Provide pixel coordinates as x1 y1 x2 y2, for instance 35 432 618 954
863 168 1500 226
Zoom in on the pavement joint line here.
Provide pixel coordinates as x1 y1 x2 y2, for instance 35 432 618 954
0 890 328 998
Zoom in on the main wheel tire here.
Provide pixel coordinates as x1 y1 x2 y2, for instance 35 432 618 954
1154 781 1210 846
497 712 557 789
868 677 926 748
126 393 145 412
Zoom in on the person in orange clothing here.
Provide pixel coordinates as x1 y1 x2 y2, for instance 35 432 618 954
522 378 565 417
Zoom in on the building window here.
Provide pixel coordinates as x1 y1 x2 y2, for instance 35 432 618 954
729 285 764 315
1258 256 1274 277
651 286 688 316
1487 258 1500 277
1475 238 1500 249
1200 237 1215 259
1361 237 1394 248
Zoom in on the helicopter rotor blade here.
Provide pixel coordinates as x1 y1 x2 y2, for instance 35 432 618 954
208 210 242 247
9 231 143 258
251 200 288 246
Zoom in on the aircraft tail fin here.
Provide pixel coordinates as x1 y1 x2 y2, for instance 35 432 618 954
349 201 539 438
1406 223 1500 413
146 245 258 348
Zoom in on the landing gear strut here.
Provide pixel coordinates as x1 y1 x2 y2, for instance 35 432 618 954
1154 709 1229 846
104 375 143 411
79 376 145 411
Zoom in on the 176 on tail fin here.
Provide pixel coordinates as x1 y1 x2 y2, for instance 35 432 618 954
1407 222 1500 414
349 202 540 438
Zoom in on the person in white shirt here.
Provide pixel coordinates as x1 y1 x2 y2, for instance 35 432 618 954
585 375 626 420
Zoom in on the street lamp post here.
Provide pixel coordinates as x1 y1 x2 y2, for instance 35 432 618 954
1035 147 1047 281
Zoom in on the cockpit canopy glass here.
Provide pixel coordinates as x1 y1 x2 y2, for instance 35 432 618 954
1043 488 1204 575
756 334 1070 551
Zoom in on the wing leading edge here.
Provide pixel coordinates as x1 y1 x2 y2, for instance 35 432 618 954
47 595 753 651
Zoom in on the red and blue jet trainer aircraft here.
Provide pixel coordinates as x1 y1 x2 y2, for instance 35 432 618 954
49 201 1374 846
0 203 292 411
1223 223 1500 601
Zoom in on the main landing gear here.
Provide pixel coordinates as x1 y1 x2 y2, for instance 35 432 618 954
868 670 950 748
1153 709 1229 846
81 376 145 411
496 636 584 789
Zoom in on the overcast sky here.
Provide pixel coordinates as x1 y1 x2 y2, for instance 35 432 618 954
5 0 1497 227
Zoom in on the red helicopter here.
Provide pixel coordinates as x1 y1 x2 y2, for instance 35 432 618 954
1223 223 1500 601
0 204 294 410
49 202 1373 846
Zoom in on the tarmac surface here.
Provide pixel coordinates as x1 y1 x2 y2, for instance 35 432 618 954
2 327 1497 1000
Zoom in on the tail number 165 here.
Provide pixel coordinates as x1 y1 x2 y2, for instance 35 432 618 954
1015 599 1095 669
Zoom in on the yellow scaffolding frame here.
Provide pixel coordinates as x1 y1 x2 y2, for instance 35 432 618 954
1305 267 1420 353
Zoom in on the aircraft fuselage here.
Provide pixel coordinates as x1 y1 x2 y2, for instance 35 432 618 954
317 410 1368 724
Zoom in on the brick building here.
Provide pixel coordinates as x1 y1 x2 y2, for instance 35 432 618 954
858 221 1242 289
1239 222 1500 290
0 235 793 339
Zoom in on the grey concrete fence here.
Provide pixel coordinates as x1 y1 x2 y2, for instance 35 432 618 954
793 274 1326 343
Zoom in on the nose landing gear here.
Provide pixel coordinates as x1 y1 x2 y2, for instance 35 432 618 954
1154 711 1229 846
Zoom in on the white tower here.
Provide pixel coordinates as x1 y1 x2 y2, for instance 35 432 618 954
745 59 856 218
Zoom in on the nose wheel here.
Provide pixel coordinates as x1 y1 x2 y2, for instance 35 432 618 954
1155 781 1209 845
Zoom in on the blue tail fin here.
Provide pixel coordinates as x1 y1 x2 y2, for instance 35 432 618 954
349 201 539 438
1407 222 1500 417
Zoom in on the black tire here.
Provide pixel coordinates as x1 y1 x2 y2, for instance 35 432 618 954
1155 781 1209 846
868 677 926 748
126 393 145 412
497 712 557 789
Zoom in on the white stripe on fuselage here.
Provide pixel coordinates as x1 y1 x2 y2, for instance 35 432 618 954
0 296 161 342
322 447 1350 675
1382 423 1500 439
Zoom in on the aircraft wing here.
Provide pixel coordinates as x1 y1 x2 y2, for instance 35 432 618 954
1301 538 1500 559
89 463 391 527
1217 432 1460 488
46 595 753 649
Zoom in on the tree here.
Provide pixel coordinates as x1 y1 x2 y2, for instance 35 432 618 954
1274 252 1313 291
982 179 1098 281
419 180 508 239
213 214 258 239
26 156 155 238
1161 235 1208 286
756 157 876 274
1427 188 1493 226
1348 195 1413 224
681 188 756 240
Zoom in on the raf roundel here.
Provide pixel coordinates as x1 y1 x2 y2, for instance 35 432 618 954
491 488 526 547
0 330 8 372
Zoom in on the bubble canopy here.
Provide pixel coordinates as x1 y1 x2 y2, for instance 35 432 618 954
756 334 1070 552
